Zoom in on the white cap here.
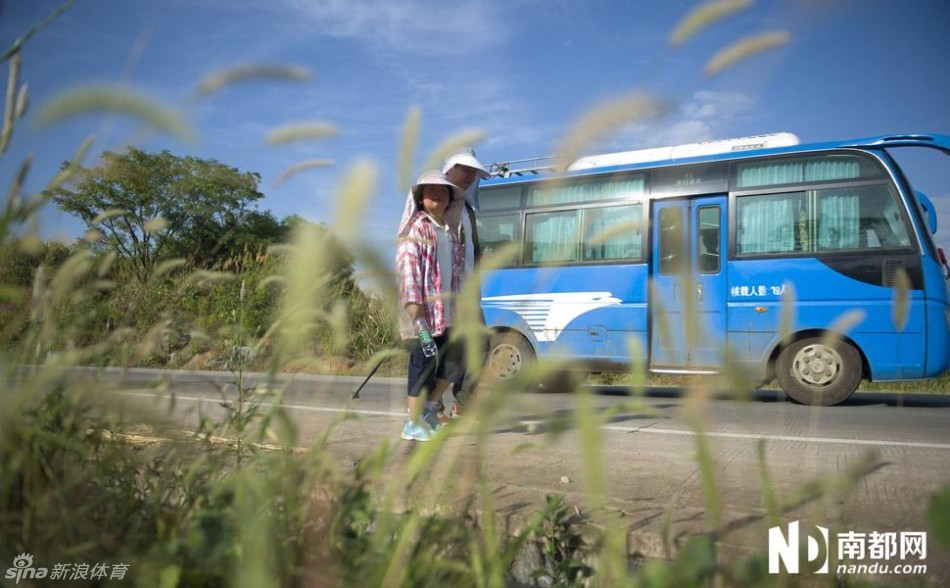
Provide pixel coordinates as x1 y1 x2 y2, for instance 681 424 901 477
442 146 490 179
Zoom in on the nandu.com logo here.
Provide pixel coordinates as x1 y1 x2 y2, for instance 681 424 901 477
769 521 831 574
5 554 48 584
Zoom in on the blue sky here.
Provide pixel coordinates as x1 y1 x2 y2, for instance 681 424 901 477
2 0 950 260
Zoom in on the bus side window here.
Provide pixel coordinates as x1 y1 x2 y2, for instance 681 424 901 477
526 210 579 264
479 186 523 211
582 203 643 262
881 198 911 247
478 213 522 265
859 186 912 250
658 207 684 274
737 184 912 257
698 206 720 273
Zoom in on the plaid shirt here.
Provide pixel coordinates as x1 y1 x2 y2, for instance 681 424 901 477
396 211 463 339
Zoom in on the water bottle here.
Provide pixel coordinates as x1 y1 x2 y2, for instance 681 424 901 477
415 318 438 358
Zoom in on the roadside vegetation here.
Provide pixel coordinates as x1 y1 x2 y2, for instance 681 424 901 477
1 2 948 588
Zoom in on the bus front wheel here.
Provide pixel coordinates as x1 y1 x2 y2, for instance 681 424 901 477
775 337 862 406
487 331 534 380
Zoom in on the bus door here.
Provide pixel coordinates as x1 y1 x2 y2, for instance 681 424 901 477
650 196 727 369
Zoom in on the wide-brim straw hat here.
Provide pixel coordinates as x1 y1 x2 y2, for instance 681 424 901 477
411 170 466 202
442 146 490 179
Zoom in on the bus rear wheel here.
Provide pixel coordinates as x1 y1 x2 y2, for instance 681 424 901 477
775 337 861 406
487 331 534 380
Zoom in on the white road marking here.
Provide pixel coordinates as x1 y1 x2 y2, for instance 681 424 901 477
118 390 950 450
603 424 950 450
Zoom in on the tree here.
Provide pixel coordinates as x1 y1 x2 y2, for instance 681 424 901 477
50 148 265 280
167 208 291 266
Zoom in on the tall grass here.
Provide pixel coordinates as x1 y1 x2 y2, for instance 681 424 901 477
1 2 948 588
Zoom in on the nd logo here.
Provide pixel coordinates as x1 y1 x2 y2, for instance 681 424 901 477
768 521 831 574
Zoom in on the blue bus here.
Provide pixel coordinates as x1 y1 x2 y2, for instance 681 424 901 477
475 133 950 405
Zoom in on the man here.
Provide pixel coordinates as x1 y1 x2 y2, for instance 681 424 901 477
441 146 491 419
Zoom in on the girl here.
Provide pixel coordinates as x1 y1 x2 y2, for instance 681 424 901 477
395 171 466 441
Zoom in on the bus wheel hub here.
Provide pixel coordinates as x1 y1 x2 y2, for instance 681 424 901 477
793 345 841 386
489 344 522 379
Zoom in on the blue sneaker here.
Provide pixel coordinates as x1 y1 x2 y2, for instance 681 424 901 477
401 420 431 442
422 408 444 432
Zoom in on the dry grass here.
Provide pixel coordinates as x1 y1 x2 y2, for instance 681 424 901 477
1 3 946 588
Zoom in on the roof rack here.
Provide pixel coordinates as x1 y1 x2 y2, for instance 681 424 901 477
487 133 801 179
488 155 559 178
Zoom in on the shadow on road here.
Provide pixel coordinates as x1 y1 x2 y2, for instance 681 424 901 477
588 385 950 408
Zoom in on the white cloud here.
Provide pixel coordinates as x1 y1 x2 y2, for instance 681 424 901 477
653 119 715 145
683 91 759 121
592 90 762 154
282 0 508 56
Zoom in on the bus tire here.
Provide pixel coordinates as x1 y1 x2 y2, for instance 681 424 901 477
775 337 861 406
487 331 534 380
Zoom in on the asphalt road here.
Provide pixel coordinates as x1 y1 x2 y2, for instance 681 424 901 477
83 367 950 584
